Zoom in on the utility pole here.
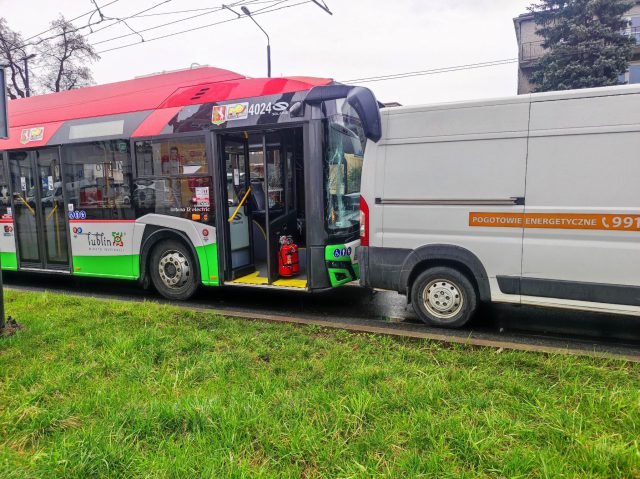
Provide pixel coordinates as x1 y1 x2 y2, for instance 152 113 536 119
23 54 36 98
0 66 19 337
0 66 7 139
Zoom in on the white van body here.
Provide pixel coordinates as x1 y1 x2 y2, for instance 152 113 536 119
359 84 640 326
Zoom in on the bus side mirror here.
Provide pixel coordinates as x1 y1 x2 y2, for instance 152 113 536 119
289 102 304 118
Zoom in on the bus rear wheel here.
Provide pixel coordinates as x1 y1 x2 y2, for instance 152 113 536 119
150 239 198 301
411 267 477 329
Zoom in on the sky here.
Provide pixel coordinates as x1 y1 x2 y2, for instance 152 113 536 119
0 0 532 106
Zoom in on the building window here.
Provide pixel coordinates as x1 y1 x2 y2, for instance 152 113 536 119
619 64 640 84
630 65 640 84
624 16 640 44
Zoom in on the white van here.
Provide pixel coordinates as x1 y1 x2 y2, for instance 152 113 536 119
358 84 640 328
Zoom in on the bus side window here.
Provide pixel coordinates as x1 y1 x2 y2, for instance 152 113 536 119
0 163 10 218
133 137 213 224
64 140 134 220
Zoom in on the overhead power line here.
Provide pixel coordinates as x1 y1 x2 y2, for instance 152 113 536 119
129 0 281 18
342 58 520 84
95 0 314 54
91 0 268 46
20 0 121 43
7 0 255 55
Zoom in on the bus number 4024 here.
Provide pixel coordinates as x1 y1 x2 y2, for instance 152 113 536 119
248 102 289 116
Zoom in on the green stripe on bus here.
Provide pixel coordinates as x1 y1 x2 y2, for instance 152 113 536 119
72 255 140 280
325 244 360 287
0 252 18 271
196 243 219 286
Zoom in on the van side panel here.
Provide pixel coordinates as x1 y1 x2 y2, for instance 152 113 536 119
520 94 640 306
369 101 529 301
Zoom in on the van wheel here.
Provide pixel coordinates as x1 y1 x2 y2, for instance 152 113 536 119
150 239 198 301
411 267 477 328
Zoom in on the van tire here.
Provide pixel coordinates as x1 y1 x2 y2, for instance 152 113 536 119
411 267 477 328
150 239 198 301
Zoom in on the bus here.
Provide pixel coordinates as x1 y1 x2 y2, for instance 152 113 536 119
0 67 381 300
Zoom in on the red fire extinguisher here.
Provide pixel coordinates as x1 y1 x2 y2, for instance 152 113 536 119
278 235 300 277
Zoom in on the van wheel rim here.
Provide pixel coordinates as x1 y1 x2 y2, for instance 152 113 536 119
158 250 190 289
423 279 463 320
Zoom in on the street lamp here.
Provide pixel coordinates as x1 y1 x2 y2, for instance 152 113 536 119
23 54 36 98
240 6 271 78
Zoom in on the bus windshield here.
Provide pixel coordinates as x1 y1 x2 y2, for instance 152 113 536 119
324 110 366 239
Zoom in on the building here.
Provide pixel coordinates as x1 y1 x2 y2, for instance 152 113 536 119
514 1 640 94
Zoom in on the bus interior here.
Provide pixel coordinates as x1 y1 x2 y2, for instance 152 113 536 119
221 127 307 289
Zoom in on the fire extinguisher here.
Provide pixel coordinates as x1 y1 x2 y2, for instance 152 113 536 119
278 235 300 277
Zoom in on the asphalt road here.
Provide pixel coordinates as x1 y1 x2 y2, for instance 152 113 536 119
3 271 640 359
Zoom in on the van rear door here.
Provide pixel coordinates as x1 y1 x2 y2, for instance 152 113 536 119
521 92 640 309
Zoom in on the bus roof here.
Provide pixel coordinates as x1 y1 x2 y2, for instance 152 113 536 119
0 66 333 149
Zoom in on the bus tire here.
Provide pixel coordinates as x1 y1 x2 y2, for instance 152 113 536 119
149 239 198 301
411 266 477 329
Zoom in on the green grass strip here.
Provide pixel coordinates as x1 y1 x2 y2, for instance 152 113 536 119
0 290 638 478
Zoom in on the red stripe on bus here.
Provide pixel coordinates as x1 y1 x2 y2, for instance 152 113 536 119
68 219 137 223
0 219 13 223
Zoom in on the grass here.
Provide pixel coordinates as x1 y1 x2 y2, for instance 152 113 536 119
0 290 638 478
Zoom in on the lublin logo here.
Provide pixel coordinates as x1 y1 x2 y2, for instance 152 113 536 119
72 228 125 248
112 232 124 247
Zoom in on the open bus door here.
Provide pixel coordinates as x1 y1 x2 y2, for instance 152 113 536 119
220 134 255 280
217 127 306 288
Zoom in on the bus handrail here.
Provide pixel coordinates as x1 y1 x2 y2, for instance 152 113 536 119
228 186 252 223
16 193 35 216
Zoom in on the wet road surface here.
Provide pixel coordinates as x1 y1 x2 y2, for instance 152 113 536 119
3 271 639 359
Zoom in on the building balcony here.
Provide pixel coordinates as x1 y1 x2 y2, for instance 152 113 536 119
519 41 546 65
520 28 640 67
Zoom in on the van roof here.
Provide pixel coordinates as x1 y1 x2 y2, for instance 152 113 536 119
382 83 640 115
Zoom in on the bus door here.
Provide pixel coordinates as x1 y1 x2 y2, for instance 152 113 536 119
264 130 300 283
218 128 305 287
221 135 255 279
8 148 69 270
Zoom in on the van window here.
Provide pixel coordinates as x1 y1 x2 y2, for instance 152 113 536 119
324 111 366 239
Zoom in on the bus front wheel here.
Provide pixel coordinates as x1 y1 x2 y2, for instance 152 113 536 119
411 267 477 329
150 239 198 301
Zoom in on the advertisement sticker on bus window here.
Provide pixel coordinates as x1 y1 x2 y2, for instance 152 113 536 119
69 210 87 220
195 187 209 198
20 176 26 191
47 176 54 191
226 102 249 121
233 168 240 186
68 203 74 212
20 126 44 144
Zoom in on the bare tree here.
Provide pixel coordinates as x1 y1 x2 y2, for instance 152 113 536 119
36 16 100 92
0 15 100 98
0 18 29 99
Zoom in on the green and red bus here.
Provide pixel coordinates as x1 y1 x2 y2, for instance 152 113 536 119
0 66 381 299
